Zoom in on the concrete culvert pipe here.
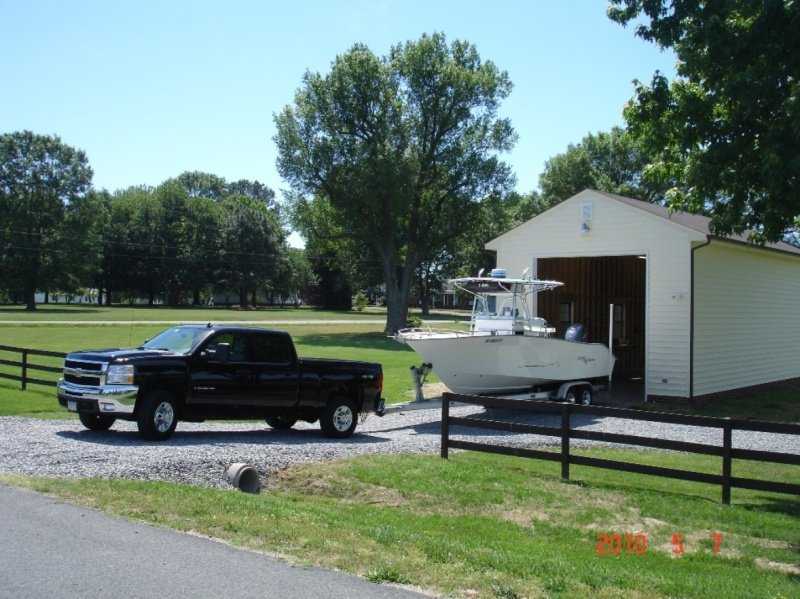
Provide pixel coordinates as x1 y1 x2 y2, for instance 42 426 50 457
224 463 261 493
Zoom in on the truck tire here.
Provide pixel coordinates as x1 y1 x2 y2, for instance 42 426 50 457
136 390 178 441
266 416 296 430
320 397 357 438
79 412 115 431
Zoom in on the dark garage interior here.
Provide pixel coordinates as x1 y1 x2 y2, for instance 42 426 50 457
537 255 646 387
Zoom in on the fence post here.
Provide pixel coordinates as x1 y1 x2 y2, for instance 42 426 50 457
21 349 28 391
441 393 449 459
561 404 570 480
722 422 732 505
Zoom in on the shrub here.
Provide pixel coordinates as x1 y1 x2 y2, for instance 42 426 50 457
353 290 368 312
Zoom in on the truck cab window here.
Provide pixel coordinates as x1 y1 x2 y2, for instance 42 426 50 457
250 333 293 364
207 333 248 362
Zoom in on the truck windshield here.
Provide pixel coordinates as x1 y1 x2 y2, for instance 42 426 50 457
140 327 207 355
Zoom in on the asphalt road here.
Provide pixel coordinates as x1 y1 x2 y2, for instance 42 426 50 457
0 485 425 599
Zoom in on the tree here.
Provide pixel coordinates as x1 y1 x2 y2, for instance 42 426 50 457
272 248 316 306
0 131 93 310
608 0 800 241
539 127 665 207
175 171 227 200
218 195 285 307
183 195 221 305
290 196 362 309
275 33 516 333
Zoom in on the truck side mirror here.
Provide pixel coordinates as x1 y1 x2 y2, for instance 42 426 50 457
206 342 230 363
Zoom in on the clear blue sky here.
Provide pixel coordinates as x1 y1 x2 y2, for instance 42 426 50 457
1 1 674 245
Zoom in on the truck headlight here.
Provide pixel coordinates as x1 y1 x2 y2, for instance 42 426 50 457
106 364 134 385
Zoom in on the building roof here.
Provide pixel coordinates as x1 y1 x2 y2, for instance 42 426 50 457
591 190 800 257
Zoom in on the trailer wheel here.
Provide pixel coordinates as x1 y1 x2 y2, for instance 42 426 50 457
579 387 593 406
565 389 577 404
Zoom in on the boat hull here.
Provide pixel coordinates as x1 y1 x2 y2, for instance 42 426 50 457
401 333 613 395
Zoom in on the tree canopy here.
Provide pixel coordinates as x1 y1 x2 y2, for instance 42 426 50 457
0 131 93 309
538 127 665 206
608 0 800 241
275 32 516 332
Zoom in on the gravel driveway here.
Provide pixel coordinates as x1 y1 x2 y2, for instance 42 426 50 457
1 405 797 488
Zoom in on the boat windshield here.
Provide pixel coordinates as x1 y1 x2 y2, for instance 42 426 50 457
450 274 563 334
473 294 517 319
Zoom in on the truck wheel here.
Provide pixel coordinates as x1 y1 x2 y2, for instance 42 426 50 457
320 397 357 438
79 412 115 431
266 416 296 430
137 391 178 441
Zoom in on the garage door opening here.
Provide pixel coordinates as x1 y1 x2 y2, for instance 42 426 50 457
537 255 646 400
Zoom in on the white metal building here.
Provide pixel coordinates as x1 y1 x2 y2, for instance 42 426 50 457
486 189 800 400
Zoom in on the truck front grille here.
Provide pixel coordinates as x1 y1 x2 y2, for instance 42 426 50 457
63 359 106 387
64 373 102 386
64 359 103 372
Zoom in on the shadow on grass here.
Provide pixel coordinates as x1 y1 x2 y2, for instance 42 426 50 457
738 496 800 520
295 331 415 352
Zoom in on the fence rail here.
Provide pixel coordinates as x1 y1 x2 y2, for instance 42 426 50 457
441 392 800 505
0 345 66 389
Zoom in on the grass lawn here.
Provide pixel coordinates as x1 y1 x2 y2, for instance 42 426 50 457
0 322 449 417
0 304 380 322
5 449 798 598
0 303 468 322
645 390 800 423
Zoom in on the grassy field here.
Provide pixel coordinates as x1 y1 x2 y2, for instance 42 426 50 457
5 449 799 598
646 391 800 423
0 322 453 417
0 303 468 322
0 304 381 321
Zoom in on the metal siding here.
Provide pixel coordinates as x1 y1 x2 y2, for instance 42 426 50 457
693 242 800 395
492 190 697 398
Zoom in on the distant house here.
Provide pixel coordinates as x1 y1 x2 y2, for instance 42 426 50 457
486 189 800 401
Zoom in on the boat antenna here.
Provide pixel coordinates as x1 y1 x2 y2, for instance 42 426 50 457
477 268 485 277
521 267 530 279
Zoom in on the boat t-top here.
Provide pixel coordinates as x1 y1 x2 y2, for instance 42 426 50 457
396 268 615 396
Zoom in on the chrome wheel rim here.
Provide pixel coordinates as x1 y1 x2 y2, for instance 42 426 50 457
581 391 592 406
332 405 353 432
566 393 576 404
154 401 175 433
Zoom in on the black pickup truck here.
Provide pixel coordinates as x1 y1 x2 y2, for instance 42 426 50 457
57 325 384 440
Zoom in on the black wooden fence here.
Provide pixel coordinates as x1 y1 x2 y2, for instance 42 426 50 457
0 345 66 389
441 392 800 505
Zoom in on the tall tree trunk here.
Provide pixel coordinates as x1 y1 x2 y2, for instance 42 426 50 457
239 287 247 307
105 287 112 306
383 260 413 334
192 288 201 306
24 286 36 311
148 290 154 306
24 254 38 311
251 288 257 307
44 291 49 304
420 291 431 317
97 289 103 305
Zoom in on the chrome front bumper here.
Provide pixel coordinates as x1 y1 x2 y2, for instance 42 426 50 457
57 379 139 415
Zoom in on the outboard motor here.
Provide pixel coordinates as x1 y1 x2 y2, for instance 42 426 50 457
564 323 586 342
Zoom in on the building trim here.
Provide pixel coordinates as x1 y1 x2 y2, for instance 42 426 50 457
689 238 712 399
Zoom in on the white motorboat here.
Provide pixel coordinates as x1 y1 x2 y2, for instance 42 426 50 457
396 269 615 395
